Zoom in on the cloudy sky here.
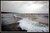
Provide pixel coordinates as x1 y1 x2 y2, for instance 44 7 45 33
1 1 49 13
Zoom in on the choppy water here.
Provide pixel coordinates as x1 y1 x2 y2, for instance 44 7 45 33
17 18 49 32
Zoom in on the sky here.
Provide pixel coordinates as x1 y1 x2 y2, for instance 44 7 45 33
1 1 49 13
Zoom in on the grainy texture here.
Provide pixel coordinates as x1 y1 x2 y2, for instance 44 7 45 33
1 13 49 32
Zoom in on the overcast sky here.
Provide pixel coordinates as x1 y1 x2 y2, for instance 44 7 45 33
1 1 49 13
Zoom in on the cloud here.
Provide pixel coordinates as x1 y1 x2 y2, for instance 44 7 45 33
1 1 49 13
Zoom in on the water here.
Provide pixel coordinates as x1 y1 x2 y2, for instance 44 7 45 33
17 18 49 32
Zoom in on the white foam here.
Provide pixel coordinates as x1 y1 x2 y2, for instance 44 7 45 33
17 18 49 32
